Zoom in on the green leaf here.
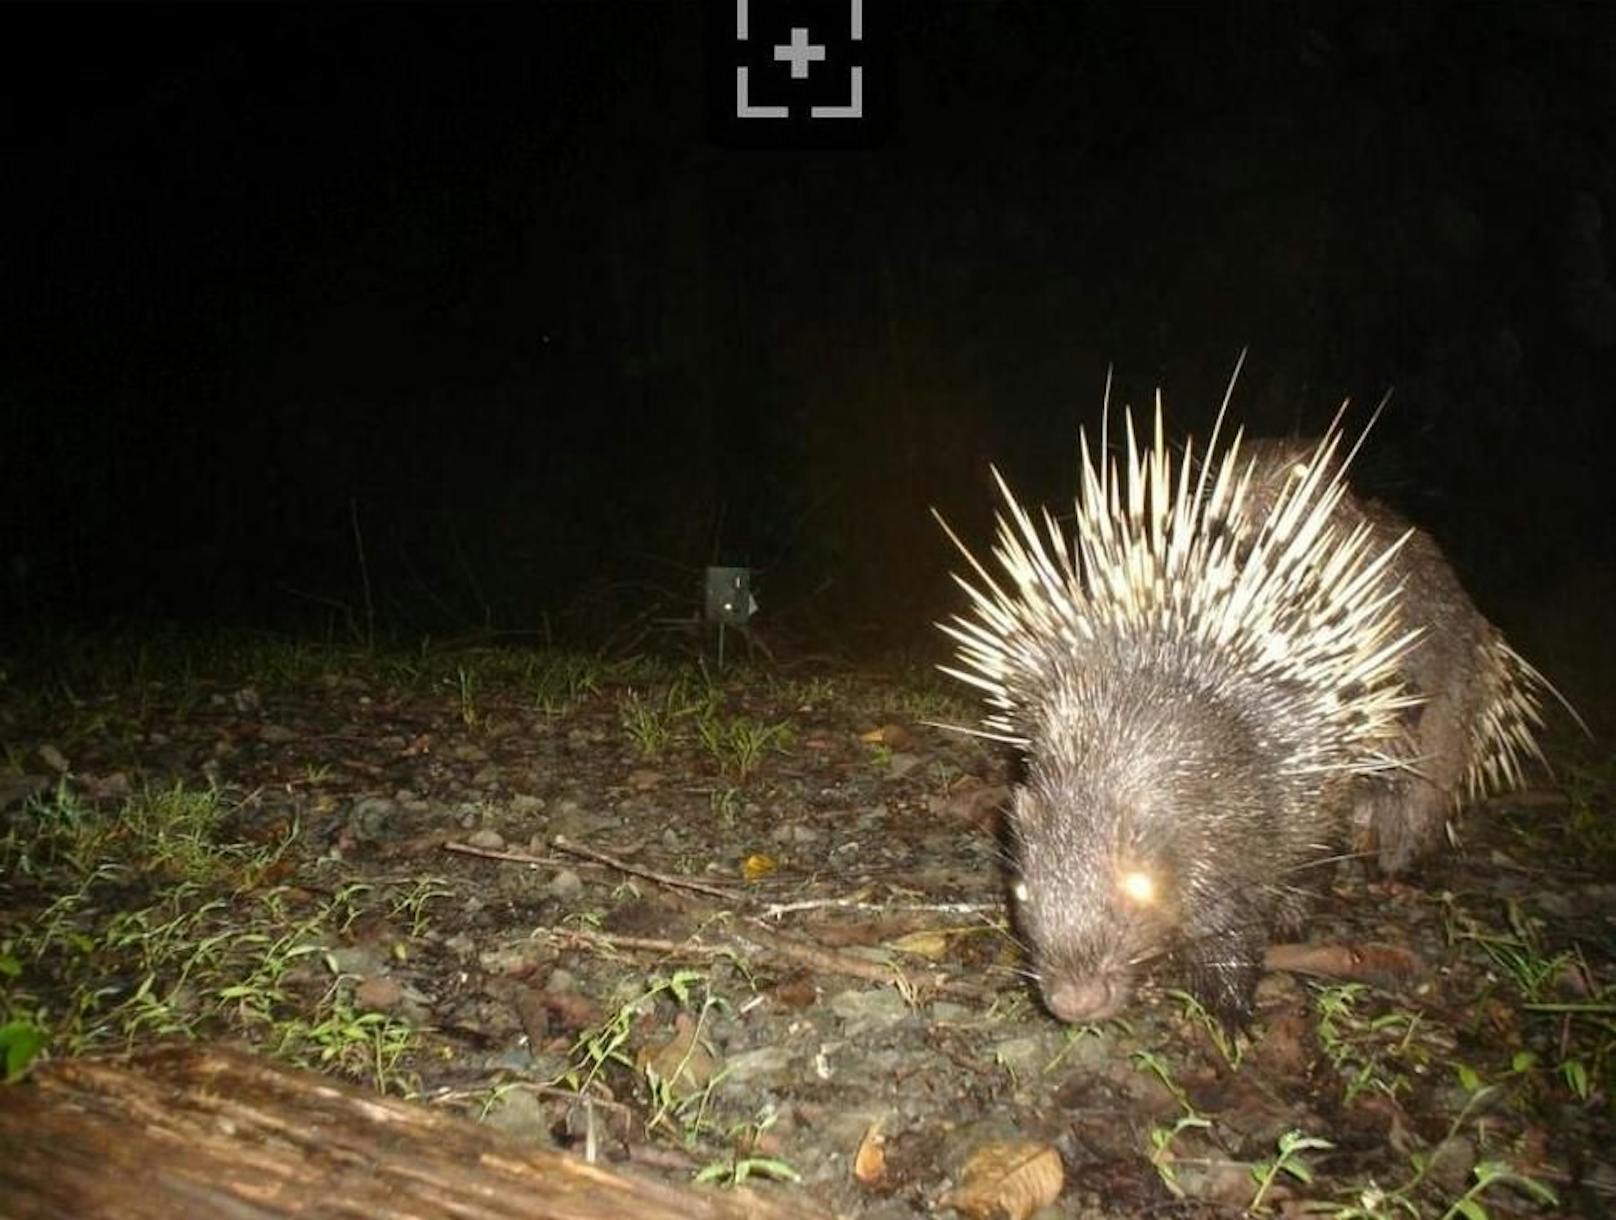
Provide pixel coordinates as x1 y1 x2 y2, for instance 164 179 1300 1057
1512 1176 1560 1206
1561 1059 1589 1100
741 1158 802 1183
0 1021 48 1082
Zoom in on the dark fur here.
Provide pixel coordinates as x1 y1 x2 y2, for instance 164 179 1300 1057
1240 439 1504 871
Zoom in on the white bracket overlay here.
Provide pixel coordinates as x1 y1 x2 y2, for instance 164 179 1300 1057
735 0 864 119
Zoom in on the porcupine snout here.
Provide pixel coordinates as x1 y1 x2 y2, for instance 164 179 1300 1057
1006 756 1189 1024
1044 973 1127 1024
1013 869 1141 1023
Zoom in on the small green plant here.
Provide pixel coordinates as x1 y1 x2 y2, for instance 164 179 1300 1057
1438 1161 1558 1220
617 678 735 761
777 675 837 706
527 652 602 714
1133 1045 1213 1199
1328 1057 1549 1218
2 791 405 1068
858 662 972 725
696 716 791 780
1454 1050 1538 1096
644 1036 723 1145
1041 1016 1114 1072
1168 988 1244 1068
694 1151 803 1188
111 972 200 1042
273 976 419 1096
1439 895 1616 1101
1248 1130 1332 1214
694 1108 802 1189
0 953 47 1081
389 877 453 938
1559 1056 1591 1101
1131 1047 1195 1112
557 969 711 1097
1441 897 1572 1004
451 665 480 728
1145 1114 1211 1199
0 1018 47 1082
214 930 329 1028
709 785 742 825
618 690 674 758
1331 1182 1423 1219
1312 983 1417 1104
309 882 372 936
472 1080 528 1122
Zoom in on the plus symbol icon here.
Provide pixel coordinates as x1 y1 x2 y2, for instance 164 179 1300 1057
773 27 826 80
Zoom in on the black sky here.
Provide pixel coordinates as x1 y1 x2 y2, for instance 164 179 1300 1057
3 3 1613 687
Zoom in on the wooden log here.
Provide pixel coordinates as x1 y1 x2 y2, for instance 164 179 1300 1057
0 1043 834 1220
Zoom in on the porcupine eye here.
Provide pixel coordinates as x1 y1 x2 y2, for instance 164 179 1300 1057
1115 838 1175 917
1117 867 1157 906
1111 797 1167 910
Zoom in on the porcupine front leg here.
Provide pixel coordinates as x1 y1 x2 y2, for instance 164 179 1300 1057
1179 894 1267 1029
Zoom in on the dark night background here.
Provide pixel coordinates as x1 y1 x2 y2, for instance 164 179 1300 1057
3 3 1613 704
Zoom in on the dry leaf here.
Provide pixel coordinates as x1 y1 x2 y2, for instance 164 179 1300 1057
1251 1009 1311 1075
636 1011 717 1098
770 971 819 1009
1264 941 1424 988
946 1139 1063 1220
852 1120 887 1186
512 987 552 1048
888 930 952 960
742 853 778 881
542 988 604 1034
863 723 918 750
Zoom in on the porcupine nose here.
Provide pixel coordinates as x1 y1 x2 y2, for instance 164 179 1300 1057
1043 974 1124 1023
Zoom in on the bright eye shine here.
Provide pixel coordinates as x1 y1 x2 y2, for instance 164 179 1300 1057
1119 870 1156 905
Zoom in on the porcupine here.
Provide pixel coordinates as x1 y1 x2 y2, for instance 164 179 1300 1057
1238 436 1553 875
936 384 1560 1026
